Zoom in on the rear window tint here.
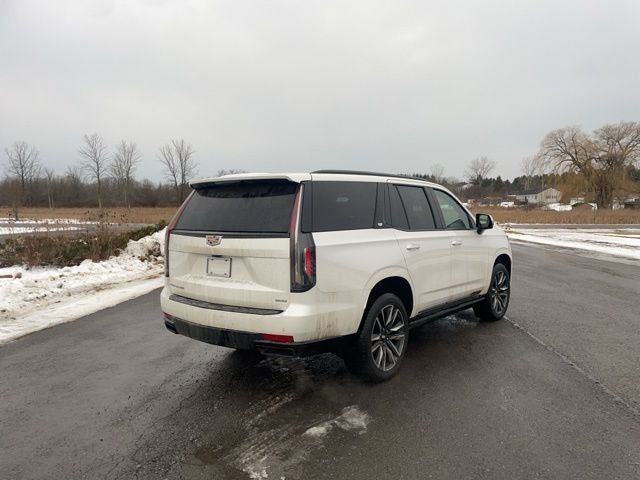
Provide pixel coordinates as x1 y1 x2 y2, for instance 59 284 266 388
311 181 377 232
388 185 409 229
396 185 436 230
175 180 297 233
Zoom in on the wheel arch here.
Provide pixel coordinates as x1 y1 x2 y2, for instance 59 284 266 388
359 273 414 333
494 252 512 276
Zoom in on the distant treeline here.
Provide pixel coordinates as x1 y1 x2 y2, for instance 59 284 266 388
414 167 640 202
0 174 180 208
1 135 244 214
3 121 640 212
2 164 639 209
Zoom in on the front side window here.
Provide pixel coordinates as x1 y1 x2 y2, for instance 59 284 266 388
311 181 377 232
395 185 436 230
432 189 471 230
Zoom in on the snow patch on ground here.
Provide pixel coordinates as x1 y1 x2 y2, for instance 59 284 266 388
0 228 165 343
0 277 163 344
304 406 370 438
229 390 370 480
0 217 99 224
507 228 640 260
0 226 84 234
0 218 100 235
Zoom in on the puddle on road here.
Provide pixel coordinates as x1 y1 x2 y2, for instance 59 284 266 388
410 311 480 341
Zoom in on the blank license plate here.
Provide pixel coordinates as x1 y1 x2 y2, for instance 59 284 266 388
207 256 232 278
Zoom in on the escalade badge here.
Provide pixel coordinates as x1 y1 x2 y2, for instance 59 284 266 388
206 235 222 247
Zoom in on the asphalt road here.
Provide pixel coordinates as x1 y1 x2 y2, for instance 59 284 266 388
1 244 640 479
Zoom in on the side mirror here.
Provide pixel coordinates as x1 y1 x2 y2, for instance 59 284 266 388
476 213 494 233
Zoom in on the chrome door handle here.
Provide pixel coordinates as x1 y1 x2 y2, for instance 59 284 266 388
405 243 421 251
451 240 462 246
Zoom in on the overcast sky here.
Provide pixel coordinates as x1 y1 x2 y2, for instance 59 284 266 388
1 0 639 183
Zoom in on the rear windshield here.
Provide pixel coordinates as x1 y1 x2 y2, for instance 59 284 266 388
311 181 377 232
175 180 297 233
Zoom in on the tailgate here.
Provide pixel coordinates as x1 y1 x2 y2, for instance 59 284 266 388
166 178 299 311
168 234 291 311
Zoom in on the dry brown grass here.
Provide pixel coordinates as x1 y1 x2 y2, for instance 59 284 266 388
5 205 639 226
1 207 177 224
0 224 163 267
473 207 640 224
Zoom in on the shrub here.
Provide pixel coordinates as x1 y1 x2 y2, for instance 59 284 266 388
0 222 165 268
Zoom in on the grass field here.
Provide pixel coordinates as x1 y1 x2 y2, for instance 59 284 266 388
1 207 177 224
473 207 640 224
4 205 640 226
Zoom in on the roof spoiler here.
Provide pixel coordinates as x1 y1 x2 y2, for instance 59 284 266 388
190 173 309 188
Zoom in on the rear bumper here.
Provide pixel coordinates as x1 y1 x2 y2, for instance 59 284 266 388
160 285 362 342
164 314 353 357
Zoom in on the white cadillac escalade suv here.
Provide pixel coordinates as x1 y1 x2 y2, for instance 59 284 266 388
161 171 512 381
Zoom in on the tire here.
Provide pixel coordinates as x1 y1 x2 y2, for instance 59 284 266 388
345 293 409 382
473 263 510 322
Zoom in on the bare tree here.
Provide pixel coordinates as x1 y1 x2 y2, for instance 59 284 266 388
78 133 109 208
593 122 640 205
520 156 541 177
44 168 56 209
158 139 197 203
4 141 42 209
430 164 445 183
465 156 495 185
65 165 83 185
111 140 141 208
217 168 247 176
520 156 544 191
537 122 640 207
65 165 84 204
4 179 21 220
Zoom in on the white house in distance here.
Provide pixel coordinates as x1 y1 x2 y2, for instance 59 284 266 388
515 188 562 205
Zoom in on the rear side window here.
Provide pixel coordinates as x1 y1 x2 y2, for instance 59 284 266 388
388 185 409 229
396 185 436 230
311 181 377 232
175 180 297 233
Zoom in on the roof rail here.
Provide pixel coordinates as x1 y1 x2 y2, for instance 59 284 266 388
311 170 430 182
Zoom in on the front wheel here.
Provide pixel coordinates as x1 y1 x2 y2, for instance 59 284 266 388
345 293 409 382
473 263 510 321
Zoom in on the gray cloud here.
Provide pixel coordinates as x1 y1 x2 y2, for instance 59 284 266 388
1 0 639 182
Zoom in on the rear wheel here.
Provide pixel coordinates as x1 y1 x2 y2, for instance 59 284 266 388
473 263 510 321
345 293 409 382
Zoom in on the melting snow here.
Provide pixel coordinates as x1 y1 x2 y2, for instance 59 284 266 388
0 217 99 224
0 228 165 343
0 217 100 235
304 405 370 438
230 399 370 480
0 226 84 235
506 228 640 261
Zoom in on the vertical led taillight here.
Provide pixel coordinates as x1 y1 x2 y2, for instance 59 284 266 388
289 184 316 292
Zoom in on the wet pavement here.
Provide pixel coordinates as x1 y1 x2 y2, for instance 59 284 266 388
1 244 639 479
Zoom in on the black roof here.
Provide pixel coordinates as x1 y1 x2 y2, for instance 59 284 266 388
312 170 430 182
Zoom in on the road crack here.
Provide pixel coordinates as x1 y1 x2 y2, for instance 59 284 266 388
505 315 640 419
